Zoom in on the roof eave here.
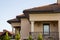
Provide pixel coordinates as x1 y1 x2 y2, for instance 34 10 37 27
7 19 20 24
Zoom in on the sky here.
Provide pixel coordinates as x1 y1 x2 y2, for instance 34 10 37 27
0 0 57 32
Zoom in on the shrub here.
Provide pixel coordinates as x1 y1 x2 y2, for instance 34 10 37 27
0 36 1 39
0 36 4 40
3 32 10 40
15 33 20 40
28 35 32 40
37 34 43 40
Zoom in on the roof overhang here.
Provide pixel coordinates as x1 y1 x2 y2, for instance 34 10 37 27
7 18 20 24
23 3 60 15
16 14 27 19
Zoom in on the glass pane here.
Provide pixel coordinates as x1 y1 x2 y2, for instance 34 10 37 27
44 24 49 35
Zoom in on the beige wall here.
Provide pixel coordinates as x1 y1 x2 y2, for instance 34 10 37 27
29 13 60 21
29 13 60 33
15 28 20 34
10 22 21 35
21 18 31 40
34 21 58 32
34 22 42 32
11 23 21 27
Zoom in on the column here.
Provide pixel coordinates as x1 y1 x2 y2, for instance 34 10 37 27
12 27 14 38
15 28 16 34
31 21 34 32
12 27 14 33
57 0 60 3
58 21 60 40
15 28 17 34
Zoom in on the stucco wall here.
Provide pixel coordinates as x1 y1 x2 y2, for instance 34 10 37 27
29 13 60 21
34 22 42 32
21 18 31 40
29 13 60 33
34 21 58 32
11 23 21 27
10 23 21 34
15 28 20 34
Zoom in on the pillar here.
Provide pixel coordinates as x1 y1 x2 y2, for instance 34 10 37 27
58 21 60 40
31 21 34 32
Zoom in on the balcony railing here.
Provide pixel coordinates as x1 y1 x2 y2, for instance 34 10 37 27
29 32 59 40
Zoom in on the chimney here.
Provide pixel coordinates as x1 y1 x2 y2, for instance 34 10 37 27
57 0 60 3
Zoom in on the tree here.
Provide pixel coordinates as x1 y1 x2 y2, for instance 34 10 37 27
15 33 20 40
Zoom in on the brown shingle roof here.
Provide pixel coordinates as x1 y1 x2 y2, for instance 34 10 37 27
3 30 14 35
23 3 60 13
7 18 20 24
0 32 3 36
7 14 27 24
16 14 26 18
0 30 15 36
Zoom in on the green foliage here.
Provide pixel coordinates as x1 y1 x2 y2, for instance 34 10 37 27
0 36 4 40
28 35 32 40
15 33 20 40
0 36 1 39
0 32 10 40
4 32 10 40
37 34 43 40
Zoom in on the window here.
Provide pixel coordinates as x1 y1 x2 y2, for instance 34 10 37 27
43 24 50 35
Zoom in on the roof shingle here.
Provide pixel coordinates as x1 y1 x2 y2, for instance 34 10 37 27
23 3 60 13
7 18 20 24
16 14 26 18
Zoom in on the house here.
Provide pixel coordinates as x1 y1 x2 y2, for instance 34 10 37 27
7 0 60 40
0 30 15 39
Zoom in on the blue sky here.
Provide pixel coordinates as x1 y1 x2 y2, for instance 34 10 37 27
0 0 57 32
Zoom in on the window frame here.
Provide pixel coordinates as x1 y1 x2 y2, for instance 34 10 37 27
43 23 50 36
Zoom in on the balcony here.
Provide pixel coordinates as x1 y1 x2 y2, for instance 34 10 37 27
29 32 59 40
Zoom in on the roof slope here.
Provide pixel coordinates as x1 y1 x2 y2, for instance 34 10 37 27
23 3 60 13
7 3 60 23
7 14 26 24
16 14 26 18
0 32 3 36
0 30 14 36
7 18 20 24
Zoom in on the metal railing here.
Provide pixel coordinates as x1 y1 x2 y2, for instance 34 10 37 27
29 32 59 40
